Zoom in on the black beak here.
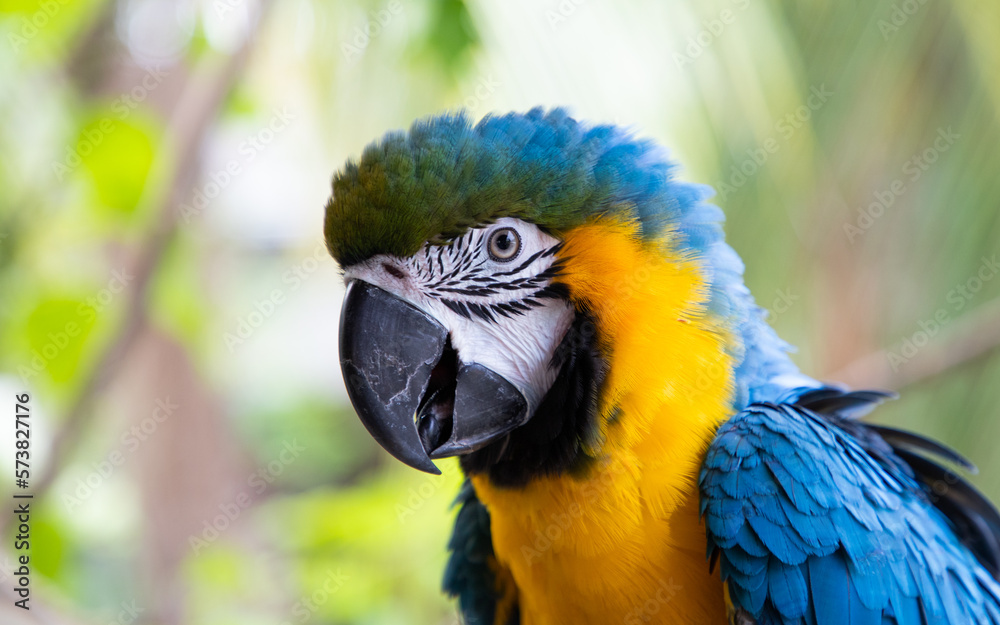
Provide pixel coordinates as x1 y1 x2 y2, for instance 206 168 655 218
339 281 528 474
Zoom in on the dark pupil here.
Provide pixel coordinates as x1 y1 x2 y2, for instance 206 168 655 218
495 233 512 251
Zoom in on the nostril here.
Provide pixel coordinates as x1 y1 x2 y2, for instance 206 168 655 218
382 263 406 279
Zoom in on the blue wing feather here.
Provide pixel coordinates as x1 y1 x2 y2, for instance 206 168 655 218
700 396 1000 624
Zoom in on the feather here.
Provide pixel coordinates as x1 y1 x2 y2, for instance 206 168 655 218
702 400 1000 624
808 555 851 625
725 547 770 577
795 389 896 420
748 515 810 565
869 426 976 472
768 559 809 619
895 448 1000 579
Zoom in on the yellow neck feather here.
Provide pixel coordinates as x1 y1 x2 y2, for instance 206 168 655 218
470 218 735 624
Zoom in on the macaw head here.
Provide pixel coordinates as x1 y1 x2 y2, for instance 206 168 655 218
325 108 792 481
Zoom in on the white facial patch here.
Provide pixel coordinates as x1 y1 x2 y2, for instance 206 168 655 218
343 218 576 413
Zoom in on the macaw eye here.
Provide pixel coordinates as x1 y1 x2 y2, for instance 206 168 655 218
487 227 521 262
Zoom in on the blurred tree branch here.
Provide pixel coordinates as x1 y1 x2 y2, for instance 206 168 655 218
828 296 1000 392
64 0 118 95
26 3 275 513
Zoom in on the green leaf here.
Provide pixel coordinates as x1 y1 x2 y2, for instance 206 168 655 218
24 296 97 385
1 0 108 62
28 510 66 580
79 115 157 218
426 0 479 72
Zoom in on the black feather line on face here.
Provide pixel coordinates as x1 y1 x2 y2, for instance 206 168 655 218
494 245 557 278
493 302 525 318
457 231 469 253
442 299 472 319
412 237 566 314
490 304 512 319
532 283 571 300
467 302 497 324
437 287 499 296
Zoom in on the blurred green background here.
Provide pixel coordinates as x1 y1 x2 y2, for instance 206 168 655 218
1 0 998 623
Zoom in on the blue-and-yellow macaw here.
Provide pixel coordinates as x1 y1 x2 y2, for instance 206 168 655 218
324 108 1000 624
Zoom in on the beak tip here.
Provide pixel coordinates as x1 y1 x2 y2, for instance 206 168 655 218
398 452 442 475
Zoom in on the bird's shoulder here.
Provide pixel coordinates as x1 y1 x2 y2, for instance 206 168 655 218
699 387 1000 624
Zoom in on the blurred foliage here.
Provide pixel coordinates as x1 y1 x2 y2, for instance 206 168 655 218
0 0 998 624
